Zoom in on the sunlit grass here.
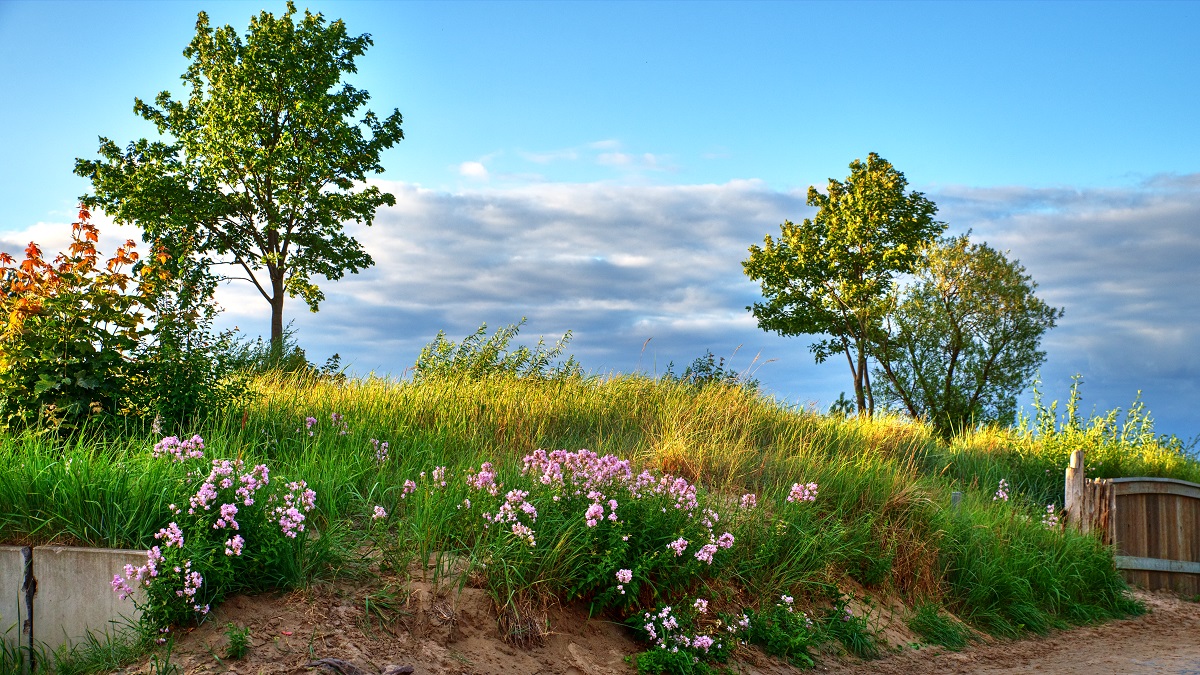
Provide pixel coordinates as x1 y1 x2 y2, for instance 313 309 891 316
2 370 1185 669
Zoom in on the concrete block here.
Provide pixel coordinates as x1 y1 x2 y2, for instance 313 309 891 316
0 545 29 652
32 546 146 652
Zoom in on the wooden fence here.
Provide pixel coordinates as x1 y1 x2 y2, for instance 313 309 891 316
1065 450 1200 595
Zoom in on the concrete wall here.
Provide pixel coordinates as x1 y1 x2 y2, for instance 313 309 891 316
0 545 28 652
31 546 146 653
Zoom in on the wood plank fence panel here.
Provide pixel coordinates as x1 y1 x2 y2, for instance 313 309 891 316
1065 462 1200 595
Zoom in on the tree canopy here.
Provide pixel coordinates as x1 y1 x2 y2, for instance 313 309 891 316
76 1 404 348
872 235 1063 434
742 153 945 414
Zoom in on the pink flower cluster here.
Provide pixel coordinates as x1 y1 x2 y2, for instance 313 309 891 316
370 438 389 464
155 522 184 549
1042 503 1059 529
224 534 245 556
152 435 205 462
372 505 388 520
640 603 737 656
787 482 819 503
483 488 539 546
114 435 318 624
739 493 757 510
214 503 239 530
584 492 620 527
272 480 316 538
994 478 1010 502
467 462 501 496
190 459 270 515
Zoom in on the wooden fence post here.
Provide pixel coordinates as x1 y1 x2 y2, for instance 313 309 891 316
1065 449 1085 531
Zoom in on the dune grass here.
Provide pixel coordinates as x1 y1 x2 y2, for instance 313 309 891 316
1 371 1178 671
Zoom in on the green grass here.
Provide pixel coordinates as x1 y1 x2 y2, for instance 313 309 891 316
2 371 1183 671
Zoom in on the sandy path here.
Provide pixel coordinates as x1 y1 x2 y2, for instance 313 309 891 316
819 591 1200 675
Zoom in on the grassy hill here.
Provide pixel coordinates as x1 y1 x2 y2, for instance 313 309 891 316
2 372 1193 672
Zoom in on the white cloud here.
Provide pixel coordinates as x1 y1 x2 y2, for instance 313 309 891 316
17 175 1182 438
597 152 631 166
458 161 489 178
518 148 580 164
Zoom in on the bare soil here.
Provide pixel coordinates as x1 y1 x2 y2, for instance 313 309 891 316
111 579 1200 675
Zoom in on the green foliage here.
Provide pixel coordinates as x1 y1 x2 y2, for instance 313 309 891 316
744 153 945 414
941 491 1142 637
110 436 315 630
821 594 879 659
413 319 582 381
873 235 1063 435
746 602 818 667
906 604 971 651
931 377 1198 506
76 1 404 347
223 623 250 659
0 210 251 434
0 209 145 431
663 349 761 392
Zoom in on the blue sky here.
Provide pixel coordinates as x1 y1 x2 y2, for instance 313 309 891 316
1 1 1198 439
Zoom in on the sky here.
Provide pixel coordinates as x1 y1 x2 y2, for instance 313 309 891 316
1 1 1198 439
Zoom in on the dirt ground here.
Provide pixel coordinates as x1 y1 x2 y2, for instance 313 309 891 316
114 579 1200 675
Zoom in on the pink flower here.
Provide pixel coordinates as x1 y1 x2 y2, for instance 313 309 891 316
585 502 604 527
224 534 245 556
787 482 819 503
616 568 633 584
667 537 688 556
739 493 757 510
694 543 718 565
154 522 185 549
372 505 387 520
716 532 735 549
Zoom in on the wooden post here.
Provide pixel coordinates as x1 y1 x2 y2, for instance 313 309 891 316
1096 479 1114 546
1065 449 1085 531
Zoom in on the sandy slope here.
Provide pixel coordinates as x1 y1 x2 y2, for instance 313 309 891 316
111 584 1200 675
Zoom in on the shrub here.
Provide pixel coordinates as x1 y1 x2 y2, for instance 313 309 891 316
412 319 582 381
0 207 145 430
0 207 248 432
662 349 760 392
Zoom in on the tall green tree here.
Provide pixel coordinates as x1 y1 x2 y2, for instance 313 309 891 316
743 153 944 414
872 235 1063 434
76 2 404 348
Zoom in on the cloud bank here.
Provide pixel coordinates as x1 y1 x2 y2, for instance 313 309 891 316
5 176 1198 439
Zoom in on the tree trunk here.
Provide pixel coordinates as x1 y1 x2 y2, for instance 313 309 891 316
270 266 285 351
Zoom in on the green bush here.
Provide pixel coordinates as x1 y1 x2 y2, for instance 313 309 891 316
0 209 249 433
413 319 582 381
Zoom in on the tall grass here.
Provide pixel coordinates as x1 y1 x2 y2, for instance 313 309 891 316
1 371 1181 668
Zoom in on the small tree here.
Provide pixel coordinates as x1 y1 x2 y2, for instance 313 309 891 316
0 207 245 432
743 153 944 414
0 208 145 429
77 2 404 349
872 235 1063 434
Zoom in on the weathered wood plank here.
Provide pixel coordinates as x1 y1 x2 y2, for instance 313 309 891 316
1111 478 1200 500
1065 450 1085 530
1114 556 1200 574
